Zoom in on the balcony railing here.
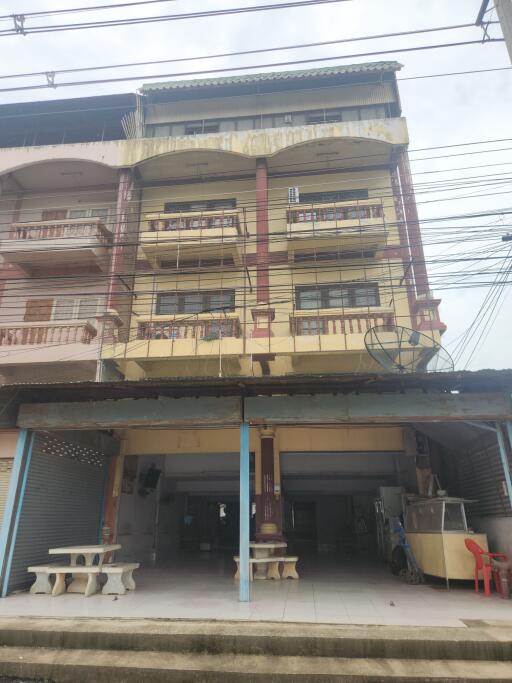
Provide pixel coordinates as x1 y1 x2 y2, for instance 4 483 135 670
10 217 112 244
137 317 242 340
0 320 97 346
287 200 384 227
146 209 241 233
291 312 395 336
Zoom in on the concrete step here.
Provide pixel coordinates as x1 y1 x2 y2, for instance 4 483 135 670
0 617 511 662
0 646 511 683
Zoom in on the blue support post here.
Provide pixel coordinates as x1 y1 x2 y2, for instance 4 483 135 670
239 421 250 602
0 429 33 597
497 422 512 508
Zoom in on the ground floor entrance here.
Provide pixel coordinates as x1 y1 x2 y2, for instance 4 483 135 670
2 553 512 627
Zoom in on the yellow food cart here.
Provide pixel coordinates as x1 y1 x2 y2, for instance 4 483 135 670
405 497 488 588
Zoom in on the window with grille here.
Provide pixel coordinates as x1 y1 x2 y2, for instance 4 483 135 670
156 290 235 315
163 199 236 213
296 283 379 310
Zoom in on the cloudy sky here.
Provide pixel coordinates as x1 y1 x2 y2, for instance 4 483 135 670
0 0 511 370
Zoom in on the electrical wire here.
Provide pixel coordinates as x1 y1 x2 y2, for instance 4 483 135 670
0 0 351 36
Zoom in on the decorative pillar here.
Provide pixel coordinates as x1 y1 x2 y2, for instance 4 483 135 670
239 422 250 602
107 168 139 341
255 427 283 541
252 159 274 337
101 452 125 549
397 150 430 299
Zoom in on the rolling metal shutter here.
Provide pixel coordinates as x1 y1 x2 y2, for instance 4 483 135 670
456 436 512 518
0 460 13 525
6 432 109 594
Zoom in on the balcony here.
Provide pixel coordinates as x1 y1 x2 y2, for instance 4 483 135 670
104 314 244 365
140 209 243 268
0 319 101 370
286 199 387 259
0 218 113 274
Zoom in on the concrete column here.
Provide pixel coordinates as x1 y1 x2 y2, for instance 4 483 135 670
398 150 430 299
106 168 139 340
0 429 34 597
239 422 250 602
252 159 274 338
255 428 283 541
101 452 125 549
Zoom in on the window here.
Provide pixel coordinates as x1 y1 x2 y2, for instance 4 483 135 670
296 284 379 310
294 249 376 263
52 297 103 320
298 190 369 204
156 290 235 315
68 207 109 221
184 122 220 136
164 199 236 213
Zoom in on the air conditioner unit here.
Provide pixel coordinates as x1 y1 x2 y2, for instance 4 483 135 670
288 187 300 204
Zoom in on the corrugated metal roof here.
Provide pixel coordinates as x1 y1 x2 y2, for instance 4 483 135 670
142 61 402 92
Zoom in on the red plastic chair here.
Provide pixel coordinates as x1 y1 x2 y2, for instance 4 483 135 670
464 538 508 597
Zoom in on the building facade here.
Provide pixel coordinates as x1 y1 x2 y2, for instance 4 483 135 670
10 64 510 580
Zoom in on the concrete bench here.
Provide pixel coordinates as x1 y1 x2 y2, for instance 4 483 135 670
233 556 299 580
101 563 140 595
28 565 101 597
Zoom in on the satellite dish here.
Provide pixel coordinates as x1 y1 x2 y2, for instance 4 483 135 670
364 325 454 374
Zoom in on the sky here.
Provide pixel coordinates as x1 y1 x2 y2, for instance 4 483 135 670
0 0 511 371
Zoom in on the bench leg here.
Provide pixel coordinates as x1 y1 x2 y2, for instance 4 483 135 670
281 561 299 580
234 561 253 581
30 572 52 595
234 560 240 580
267 561 281 580
122 569 136 591
84 573 99 597
102 573 127 595
52 572 67 597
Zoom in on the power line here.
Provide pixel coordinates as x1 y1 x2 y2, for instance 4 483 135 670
0 39 503 91
0 0 182 22
0 0 350 36
0 22 494 82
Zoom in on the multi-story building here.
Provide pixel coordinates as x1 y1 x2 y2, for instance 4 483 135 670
0 62 444 387
3 62 484 578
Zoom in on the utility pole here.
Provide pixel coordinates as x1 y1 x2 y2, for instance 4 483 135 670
477 0 512 63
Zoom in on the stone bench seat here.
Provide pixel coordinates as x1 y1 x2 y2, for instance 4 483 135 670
101 563 140 595
28 562 140 597
233 556 299 581
28 565 102 597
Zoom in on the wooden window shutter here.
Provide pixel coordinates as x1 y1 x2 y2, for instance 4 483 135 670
41 209 67 221
24 298 54 322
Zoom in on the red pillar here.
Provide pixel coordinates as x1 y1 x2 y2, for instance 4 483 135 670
101 454 124 548
398 150 430 298
104 168 138 343
252 159 274 337
255 432 283 541
390 165 417 328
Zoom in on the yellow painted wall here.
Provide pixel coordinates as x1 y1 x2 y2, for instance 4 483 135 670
123 425 405 455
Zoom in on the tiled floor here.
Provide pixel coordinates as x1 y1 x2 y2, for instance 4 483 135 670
1 554 511 627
